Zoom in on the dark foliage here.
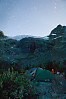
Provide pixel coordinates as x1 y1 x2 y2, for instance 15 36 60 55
0 68 38 99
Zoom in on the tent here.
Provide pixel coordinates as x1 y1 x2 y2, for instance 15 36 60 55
25 68 37 80
34 67 54 81
26 67 55 81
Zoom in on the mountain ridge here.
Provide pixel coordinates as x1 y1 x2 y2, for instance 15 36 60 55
10 35 49 41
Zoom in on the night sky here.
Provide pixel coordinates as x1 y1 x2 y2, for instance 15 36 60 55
0 0 66 37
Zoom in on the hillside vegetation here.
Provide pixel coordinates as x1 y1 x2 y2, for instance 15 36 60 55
0 25 66 98
0 25 66 73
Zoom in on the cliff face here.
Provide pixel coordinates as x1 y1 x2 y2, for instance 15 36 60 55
0 25 66 72
49 25 66 61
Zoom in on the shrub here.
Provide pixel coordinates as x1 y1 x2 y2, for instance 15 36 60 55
0 68 38 99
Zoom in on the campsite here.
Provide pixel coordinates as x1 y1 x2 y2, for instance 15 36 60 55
25 67 66 99
0 24 66 98
0 0 66 98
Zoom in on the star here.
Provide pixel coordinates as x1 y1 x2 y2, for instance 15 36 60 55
54 2 56 5
54 6 56 9
54 1 57 9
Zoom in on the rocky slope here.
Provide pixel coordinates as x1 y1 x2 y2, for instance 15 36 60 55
0 25 66 72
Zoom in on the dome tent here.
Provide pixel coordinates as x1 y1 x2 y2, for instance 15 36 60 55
34 67 54 81
26 67 55 81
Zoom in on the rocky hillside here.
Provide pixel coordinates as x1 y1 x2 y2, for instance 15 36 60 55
49 25 66 64
0 25 66 72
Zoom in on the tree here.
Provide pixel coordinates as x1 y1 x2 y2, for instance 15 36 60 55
0 31 4 37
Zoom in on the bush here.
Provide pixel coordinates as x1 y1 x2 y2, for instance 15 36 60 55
44 60 66 73
0 68 38 99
